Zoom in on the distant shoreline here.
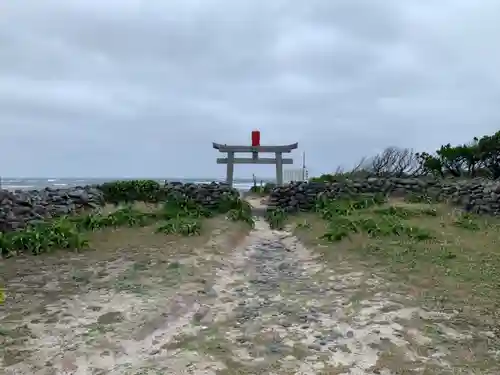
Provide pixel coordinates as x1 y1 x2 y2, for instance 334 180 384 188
0 177 276 192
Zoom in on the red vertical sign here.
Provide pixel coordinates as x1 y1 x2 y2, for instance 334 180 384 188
251 130 260 146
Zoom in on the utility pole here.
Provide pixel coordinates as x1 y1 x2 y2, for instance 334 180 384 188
302 151 306 181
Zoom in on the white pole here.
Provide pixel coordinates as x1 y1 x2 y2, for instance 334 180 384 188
302 151 306 180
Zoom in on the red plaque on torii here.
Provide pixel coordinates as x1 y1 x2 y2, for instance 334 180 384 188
251 130 260 147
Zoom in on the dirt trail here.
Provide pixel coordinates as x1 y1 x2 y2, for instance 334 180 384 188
1 198 498 374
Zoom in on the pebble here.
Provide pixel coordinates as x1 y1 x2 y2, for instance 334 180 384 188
193 306 210 323
268 344 282 353
308 343 322 351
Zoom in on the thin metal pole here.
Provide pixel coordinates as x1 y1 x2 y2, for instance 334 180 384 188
302 152 306 180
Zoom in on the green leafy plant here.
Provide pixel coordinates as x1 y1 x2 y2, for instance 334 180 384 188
296 219 311 229
227 199 254 227
404 193 435 204
373 206 437 219
0 218 89 256
313 195 434 243
97 179 164 204
156 218 202 236
452 212 481 231
266 208 287 230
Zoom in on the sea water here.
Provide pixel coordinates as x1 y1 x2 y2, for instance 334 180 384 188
0 177 272 193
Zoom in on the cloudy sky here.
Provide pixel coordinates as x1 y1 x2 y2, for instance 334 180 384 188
2 0 500 179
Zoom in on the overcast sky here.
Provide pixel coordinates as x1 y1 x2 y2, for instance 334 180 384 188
2 0 500 178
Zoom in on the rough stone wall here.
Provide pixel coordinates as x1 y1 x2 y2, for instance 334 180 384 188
163 182 239 209
0 182 238 233
0 186 104 232
268 177 500 215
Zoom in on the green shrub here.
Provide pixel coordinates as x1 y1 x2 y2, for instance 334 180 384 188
160 196 212 220
0 218 88 257
98 179 163 204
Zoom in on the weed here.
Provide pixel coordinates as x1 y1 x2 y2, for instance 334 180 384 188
452 212 481 231
226 200 254 227
404 193 435 204
373 206 437 219
314 196 435 243
156 218 202 236
296 219 311 229
266 208 287 230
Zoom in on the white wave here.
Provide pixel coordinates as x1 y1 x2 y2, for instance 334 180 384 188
233 183 254 191
2 185 35 190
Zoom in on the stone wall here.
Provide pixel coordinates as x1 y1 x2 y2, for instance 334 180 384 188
268 177 500 215
163 182 239 209
0 182 239 233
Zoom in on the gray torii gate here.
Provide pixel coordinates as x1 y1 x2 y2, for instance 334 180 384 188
213 136 298 186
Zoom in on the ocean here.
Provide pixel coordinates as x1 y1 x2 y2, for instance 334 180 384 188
0 177 273 193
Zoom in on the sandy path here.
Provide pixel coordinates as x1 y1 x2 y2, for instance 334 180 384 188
1 198 498 374
158 221 485 374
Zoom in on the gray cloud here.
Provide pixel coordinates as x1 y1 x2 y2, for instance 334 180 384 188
2 0 500 178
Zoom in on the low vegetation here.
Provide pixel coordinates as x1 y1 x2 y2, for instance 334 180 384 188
98 179 168 204
0 180 253 257
247 174 276 196
267 193 500 323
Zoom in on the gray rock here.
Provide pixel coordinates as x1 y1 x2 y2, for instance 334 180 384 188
193 305 211 323
267 178 500 216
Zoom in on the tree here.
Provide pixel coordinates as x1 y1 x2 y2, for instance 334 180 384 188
312 130 500 182
476 131 500 179
415 131 500 179
416 152 443 177
368 147 421 177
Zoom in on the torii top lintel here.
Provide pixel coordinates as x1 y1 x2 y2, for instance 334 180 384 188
212 142 298 153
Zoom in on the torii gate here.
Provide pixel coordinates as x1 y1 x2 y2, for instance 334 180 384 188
213 130 298 186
